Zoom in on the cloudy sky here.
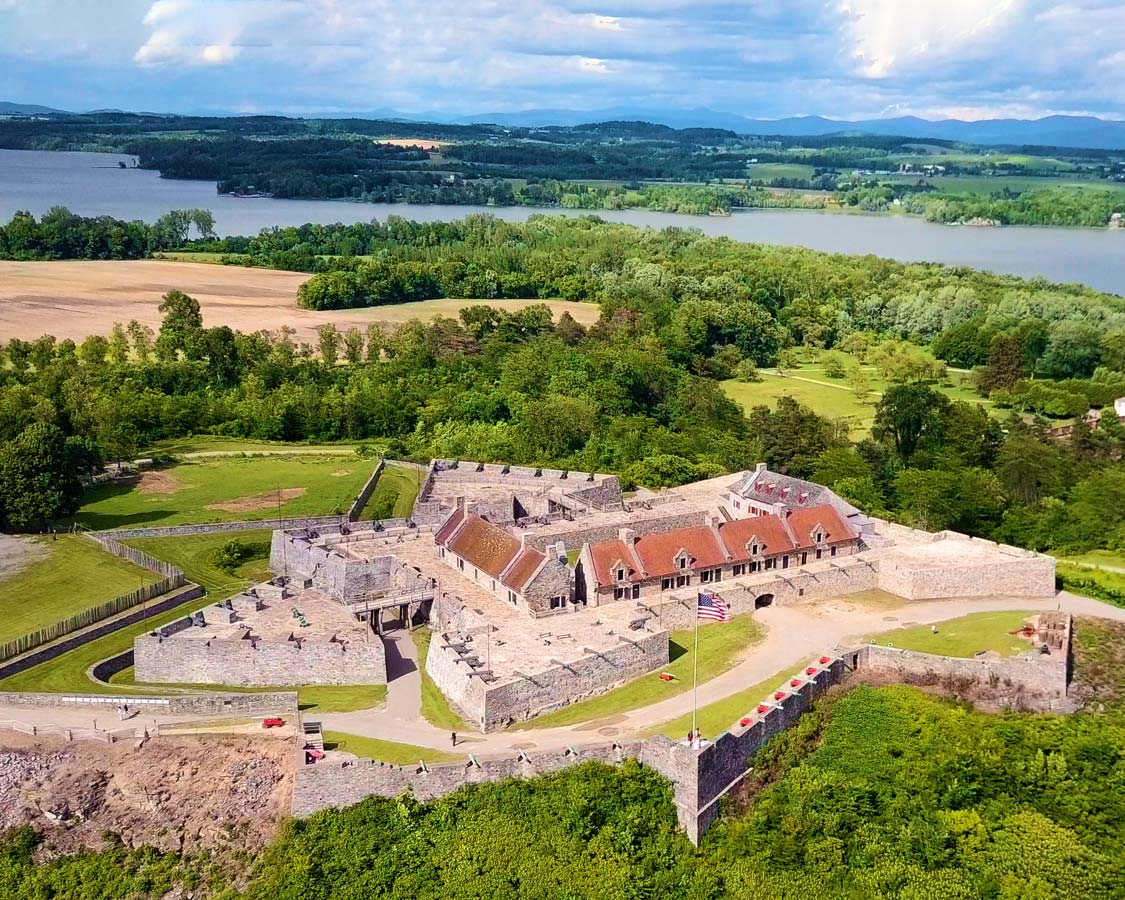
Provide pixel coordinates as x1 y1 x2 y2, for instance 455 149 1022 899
1 1 1123 120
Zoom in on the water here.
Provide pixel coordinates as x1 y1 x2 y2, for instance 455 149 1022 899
2 148 1123 294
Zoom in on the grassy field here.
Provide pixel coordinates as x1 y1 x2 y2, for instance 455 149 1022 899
322 731 460 765
73 455 377 530
150 435 362 456
412 628 470 730
882 173 1125 195
360 464 422 519
0 531 272 694
722 361 993 436
859 610 1036 658
648 663 806 741
750 163 815 182
1064 550 1125 573
514 615 765 729
0 535 163 644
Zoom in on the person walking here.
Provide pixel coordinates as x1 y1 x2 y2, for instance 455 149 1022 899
451 731 457 747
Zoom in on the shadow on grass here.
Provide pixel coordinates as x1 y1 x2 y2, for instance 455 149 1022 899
72 509 180 530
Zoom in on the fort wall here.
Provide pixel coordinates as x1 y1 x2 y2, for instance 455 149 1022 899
134 633 386 686
425 627 669 730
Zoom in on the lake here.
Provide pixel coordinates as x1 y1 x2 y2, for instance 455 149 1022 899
2 148 1123 294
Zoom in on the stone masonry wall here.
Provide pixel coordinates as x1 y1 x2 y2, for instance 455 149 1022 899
524 509 710 553
0 690 298 716
425 627 669 731
850 643 1071 711
134 634 386 686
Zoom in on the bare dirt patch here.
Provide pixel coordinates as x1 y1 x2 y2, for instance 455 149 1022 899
136 470 184 494
0 260 600 344
0 534 48 585
207 487 305 513
376 137 449 151
0 731 293 856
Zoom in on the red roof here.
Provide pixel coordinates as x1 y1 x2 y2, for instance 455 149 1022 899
446 513 521 580
588 539 642 588
718 514 794 560
434 507 466 545
502 547 547 591
631 526 727 579
787 505 855 549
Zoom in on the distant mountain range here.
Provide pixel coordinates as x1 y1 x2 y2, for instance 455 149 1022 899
4 98 1125 149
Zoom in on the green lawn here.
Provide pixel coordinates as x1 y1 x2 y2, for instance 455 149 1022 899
359 464 422 519
412 628 470 730
859 610 1036 658
648 663 806 741
0 531 272 694
0 535 163 644
514 615 765 729
1064 550 1125 573
73 455 377 530
149 435 363 456
750 163 815 182
322 731 460 765
722 362 994 437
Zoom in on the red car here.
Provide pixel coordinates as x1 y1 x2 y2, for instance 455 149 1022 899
262 717 285 728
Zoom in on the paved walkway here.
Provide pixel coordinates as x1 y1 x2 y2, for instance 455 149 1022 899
3 592 1122 756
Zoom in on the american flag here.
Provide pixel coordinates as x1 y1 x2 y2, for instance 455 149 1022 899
697 591 729 622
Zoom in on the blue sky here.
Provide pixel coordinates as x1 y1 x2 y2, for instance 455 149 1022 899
1 1 1123 120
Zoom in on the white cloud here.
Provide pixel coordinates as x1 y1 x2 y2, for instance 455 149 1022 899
1 0 1123 119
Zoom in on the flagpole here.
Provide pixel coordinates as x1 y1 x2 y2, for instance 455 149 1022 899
692 595 699 741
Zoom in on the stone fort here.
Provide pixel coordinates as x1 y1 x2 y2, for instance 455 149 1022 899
134 459 1056 730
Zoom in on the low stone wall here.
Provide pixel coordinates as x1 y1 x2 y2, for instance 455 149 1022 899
347 458 386 521
524 508 708 553
425 627 669 731
293 740 646 816
0 690 298 716
643 558 879 630
98 516 346 540
134 633 387 686
848 643 1071 712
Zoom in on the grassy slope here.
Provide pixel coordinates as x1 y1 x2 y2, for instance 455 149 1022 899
859 610 1036 658
412 628 470 730
649 663 806 740
359 464 422 519
149 435 362 455
73 455 376 530
0 535 163 644
322 731 459 765
0 531 272 694
514 615 764 729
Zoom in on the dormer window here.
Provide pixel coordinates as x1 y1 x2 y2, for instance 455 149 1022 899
814 530 824 544
675 550 692 570
617 567 626 581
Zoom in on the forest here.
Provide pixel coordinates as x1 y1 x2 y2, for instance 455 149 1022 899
5 670 1125 899
2 213 1125 574
2 112 1121 223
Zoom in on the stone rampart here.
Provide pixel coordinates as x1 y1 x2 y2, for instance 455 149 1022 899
0 690 298 716
134 633 386 686
848 643 1071 711
425 627 669 731
98 516 346 540
293 741 647 817
347 458 386 521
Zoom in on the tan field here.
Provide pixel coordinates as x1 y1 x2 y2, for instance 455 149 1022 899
375 137 449 151
0 260 600 342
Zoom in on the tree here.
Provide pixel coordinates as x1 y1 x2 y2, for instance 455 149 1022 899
996 432 1062 506
1037 321 1102 379
893 468 960 531
847 366 872 403
108 322 131 365
747 396 839 477
156 290 203 360
873 384 950 460
343 327 365 365
0 422 82 531
622 454 705 489
978 333 1025 394
127 319 153 362
78 334 108 368
317 323 341 367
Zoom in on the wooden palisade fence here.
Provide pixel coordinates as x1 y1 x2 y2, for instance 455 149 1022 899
0 534 186 663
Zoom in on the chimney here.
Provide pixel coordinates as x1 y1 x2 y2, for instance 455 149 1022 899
521 529 537 547
755 462 767 474
455 495 466 510
618 527 635 544
552 541 568 563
